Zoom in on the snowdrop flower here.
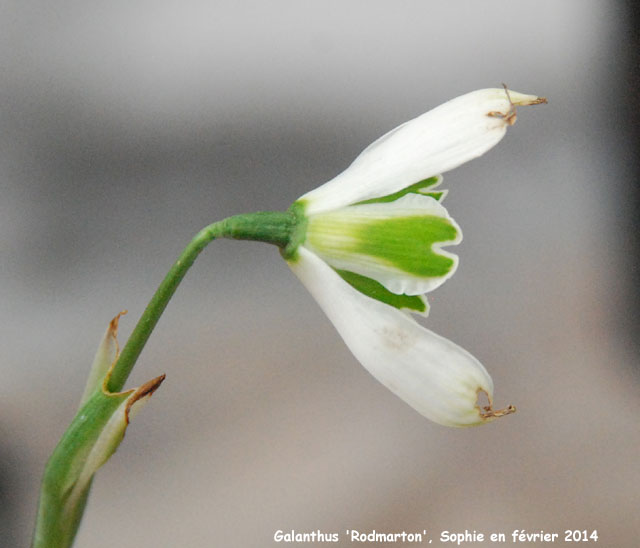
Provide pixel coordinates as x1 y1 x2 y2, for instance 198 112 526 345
284 88 545 427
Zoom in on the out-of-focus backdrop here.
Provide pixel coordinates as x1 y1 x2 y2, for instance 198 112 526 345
1 1 638 546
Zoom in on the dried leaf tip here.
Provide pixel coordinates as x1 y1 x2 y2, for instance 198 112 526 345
108 310 127 336
124 374 166 424
108 310 127 354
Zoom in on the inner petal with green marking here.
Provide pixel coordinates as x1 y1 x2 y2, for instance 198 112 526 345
354 175 444 205
335 269 430 315
304 193 461 296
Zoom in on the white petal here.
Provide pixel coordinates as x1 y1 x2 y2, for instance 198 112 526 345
288 247 512 427
305 193 461 296
300 88 544 214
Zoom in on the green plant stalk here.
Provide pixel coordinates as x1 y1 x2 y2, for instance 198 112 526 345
33 209 301 548
32 390 132 548
107 210 298 392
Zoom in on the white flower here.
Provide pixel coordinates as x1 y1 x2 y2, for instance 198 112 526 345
285 88 545 427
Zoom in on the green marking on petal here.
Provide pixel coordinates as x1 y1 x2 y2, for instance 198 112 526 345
354 216 458 276
335 269 429 314
308 212 459 279
354 176 442 205
424 190 447 202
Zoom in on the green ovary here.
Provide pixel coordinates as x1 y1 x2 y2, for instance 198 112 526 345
307 214 458 278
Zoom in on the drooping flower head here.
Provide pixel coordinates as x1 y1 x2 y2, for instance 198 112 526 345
283 88 546 427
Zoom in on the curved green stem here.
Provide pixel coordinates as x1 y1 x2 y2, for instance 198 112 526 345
33 209 301 548
108 210 296 392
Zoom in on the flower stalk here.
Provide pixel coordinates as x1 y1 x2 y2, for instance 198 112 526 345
33 211 299 548
107 210 297 392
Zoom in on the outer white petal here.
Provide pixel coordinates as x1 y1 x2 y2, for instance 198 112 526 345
300 88 544 214
305 193 461 296
289 247 512 427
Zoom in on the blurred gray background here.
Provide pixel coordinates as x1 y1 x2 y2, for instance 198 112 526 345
1 1 638 546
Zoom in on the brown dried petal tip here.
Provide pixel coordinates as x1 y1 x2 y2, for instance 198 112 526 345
476 388 516 421
487 84 547 126
480 403 517 420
